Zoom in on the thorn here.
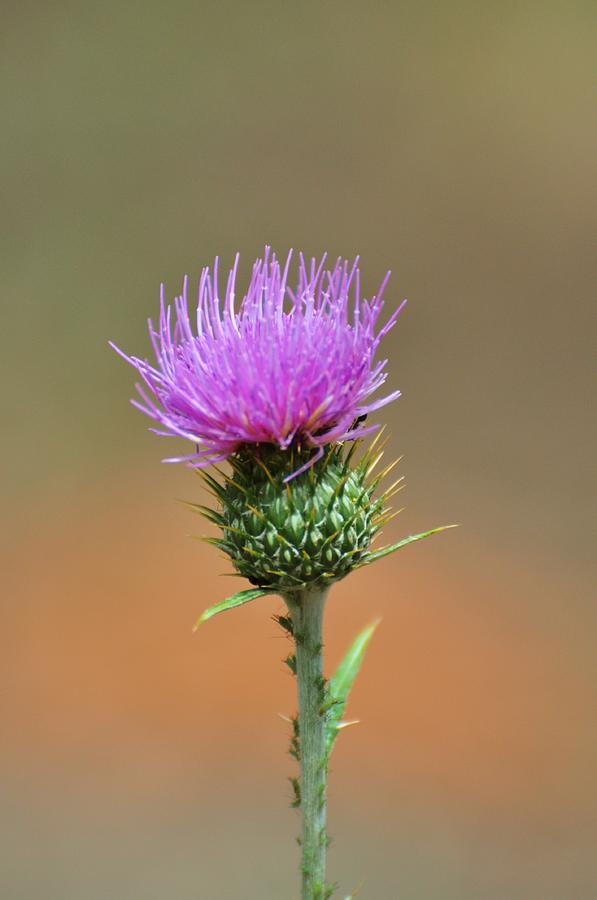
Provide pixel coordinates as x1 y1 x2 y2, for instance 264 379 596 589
365 423 386 455
365 450 385 478
336 719 361 731
382 484 406 503
377 454 403 481
246 503 267 521
343 439 359 467
253 454 276 486
381 474 406 498
375 507 405 527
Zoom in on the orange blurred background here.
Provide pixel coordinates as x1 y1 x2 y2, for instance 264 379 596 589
2 3 595 898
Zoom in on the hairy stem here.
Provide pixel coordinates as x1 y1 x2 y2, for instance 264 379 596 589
286 587 330 900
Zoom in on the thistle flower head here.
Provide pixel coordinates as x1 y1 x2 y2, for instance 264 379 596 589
111 248 404 468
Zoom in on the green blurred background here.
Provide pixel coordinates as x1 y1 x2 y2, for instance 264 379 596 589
2 2 595 898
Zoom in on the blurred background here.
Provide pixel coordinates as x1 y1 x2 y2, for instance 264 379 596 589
2 2 595 898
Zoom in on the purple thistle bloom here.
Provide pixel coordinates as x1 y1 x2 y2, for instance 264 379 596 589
111 248 405 471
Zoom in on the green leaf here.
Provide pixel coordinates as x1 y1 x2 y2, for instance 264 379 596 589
193 587 276 630
325 620 380 756
357 524 458 567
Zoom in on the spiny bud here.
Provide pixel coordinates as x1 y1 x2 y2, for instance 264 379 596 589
205 442 388 593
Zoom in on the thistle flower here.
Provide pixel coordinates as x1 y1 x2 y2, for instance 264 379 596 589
111 247 405 470
112 246 453 900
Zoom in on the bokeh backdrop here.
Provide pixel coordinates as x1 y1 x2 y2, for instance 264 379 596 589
2 2 595 898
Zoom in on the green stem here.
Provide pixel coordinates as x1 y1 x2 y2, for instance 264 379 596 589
286 587 330 900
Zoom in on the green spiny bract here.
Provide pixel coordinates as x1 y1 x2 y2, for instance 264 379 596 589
198 439 397 593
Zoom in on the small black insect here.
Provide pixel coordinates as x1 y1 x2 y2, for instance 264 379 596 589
350 413 368 431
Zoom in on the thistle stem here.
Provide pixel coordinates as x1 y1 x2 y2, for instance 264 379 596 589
286 587 330 900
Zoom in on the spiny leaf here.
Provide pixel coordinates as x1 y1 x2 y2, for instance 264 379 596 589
193 587 276 631
273 613 294 636
284 653 297 675
325 620 380 756
289 776 301 808
356 524 458 567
